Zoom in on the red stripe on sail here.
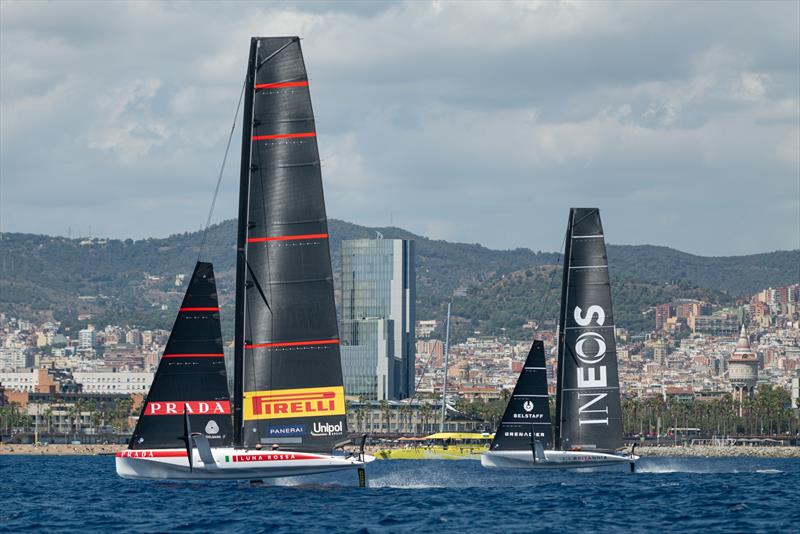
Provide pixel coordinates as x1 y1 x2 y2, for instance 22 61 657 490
255 81 308 89
247 233 328 243
179 307 219 312
251 132 315 141
245 339 339 349
161 353 224 359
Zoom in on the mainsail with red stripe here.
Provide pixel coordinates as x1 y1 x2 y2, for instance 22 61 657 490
233 37 347 451
129 262 233 450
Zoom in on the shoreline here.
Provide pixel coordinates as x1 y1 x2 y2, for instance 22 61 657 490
635 445 800 458
0 444 126 456
1 443 799 458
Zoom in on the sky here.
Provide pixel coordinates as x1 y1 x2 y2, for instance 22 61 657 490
1 0 798 256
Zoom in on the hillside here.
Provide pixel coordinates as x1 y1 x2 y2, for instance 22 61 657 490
1 219 797 339
451 267 735 340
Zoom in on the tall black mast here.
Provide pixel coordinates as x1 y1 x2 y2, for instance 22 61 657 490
233 38 258 447
554 210 574 450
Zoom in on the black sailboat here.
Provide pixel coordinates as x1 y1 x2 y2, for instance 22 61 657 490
117 37 371 480
482 208 636 469
555 207 623 451
127 262 233 451
488 340 552 458
235 37 347 453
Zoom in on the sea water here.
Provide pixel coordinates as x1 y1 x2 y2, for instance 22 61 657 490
1 456 798 532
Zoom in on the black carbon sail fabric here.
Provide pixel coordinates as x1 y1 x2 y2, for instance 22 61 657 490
235 37 347 451
129 262 233 450
554 208 623 452
490 340 553 451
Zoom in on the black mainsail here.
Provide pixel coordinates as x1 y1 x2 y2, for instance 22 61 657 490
555 208 622 451
129 262 233 450
490 340 553 451
234 37 347 451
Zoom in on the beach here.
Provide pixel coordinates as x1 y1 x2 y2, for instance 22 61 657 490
0 444 126 456
2 443 799 458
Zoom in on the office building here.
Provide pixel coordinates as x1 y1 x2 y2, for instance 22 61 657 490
340 238 415 400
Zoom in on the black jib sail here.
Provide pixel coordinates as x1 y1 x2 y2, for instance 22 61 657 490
234 37 347 451
554 208 623 452
129 262 233 450
490 340 553 451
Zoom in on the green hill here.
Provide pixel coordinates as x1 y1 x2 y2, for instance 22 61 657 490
1 219 796 339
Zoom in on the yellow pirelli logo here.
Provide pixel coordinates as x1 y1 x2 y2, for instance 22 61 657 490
243 386 345 421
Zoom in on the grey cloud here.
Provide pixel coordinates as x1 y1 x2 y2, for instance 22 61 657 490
1 0 797 256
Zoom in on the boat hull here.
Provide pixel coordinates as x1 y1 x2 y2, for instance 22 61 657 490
481 449 637 470
115 448 374 480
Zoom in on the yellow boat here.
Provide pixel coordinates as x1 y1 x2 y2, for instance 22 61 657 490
374 432 493 460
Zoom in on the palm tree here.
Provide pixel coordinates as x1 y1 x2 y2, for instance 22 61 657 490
113 397 133 432
66 402 80 441
42 406 53 437
419 402 433 434
85 400 99 435
398 403 410 434
378 400 391 435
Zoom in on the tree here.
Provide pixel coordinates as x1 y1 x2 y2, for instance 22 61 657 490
112 397 133 432
378 400 390 435
419 402 433 434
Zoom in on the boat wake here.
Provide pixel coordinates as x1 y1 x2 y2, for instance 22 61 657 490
369 467 453 489
636 456 792 475
635 459 741 474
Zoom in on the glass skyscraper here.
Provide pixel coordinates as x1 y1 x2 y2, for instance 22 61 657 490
340 238 415 400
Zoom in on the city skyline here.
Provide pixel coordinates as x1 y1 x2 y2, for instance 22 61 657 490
1 1 798 256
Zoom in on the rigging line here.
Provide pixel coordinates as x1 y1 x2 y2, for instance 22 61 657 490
196 76 248 263
406 347 440 407
532 229 568 337
256 38 297 71
555 211 572 446
403 305 451 407
245 259 272 313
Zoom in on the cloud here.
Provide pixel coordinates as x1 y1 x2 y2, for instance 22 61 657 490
1 0 798 255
